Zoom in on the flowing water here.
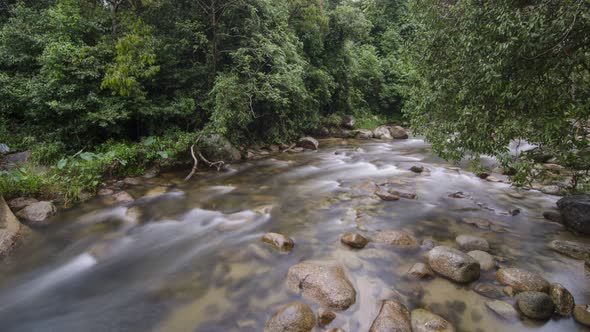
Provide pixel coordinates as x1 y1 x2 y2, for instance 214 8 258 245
0 138 588 331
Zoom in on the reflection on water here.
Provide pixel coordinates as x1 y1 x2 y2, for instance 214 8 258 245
0 138 588 331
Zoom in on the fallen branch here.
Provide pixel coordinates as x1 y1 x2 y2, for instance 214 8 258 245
198 151 225 171
282 144 296 153
184 134 226 181
184 144 200 181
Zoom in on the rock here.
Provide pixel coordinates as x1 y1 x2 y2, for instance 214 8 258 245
200 134 242 163
515 291 554 320
289 147 305 153
485 300 519 321
143 165 160 179
506 191 525 199
287 261 356 310
468 250 495 271
375 190 400 201
7 197 38 211
410 309 455 332
476 172 490 179
340 232 368 249
496 268 550 294
388 190 417 199
503 286 516 297
317 308 336 328
456 235 489 252
390 126 409 139
122 177 144 186
373 126 392 140
0 150 31 170
486 176 502 183
427 246 480 283
355 129 374 139
421 240 436 251
543 211 563 223
97 188 114 196
448 192 467 199
297 137 319 150
541 185 563 195
410 166 424 173
15 201 56 225
471 283 503 299
264 302 316 332
327 329 345 332
374 230 420 250
342 115 355 129
262 233 295 252
508 208 521 216
462 217 491 230
574 305 590 327
0 196 31 257
557 195 590 234
144 186 168 197
548 240 590 260
407 263 434 279
550 283 575 316
269 145 280 152
369 300 412 332
113 191 134 204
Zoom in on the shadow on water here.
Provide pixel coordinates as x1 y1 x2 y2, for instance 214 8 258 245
0 138 588 331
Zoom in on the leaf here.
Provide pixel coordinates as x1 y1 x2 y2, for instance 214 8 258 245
57 158 68 169
157 151 169 159
143 136 155 146
80 152 94 161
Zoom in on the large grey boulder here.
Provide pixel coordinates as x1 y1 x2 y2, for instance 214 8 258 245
264 302 316 332
369 300 412 332
427 246 480 283
200 134 241 163
390 126 409 139
15 201 57 225
287 261 356 310
556 195 590 234
0 196 31 257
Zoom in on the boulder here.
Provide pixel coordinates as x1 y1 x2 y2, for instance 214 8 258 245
15 201 56 225
515 291 554 320
496 268 550 294
467 250 495 271
262 233 295 252
427 246 480 283
297 137 319 150
550 283 575 316
410 309 455 332
471 283 503 299
340 232 369 249
456 235 489 252
317 308 336 328
0 196 31 257
7 197 38 211
406 263 434 279
548 240 590 260
369 300 412 332
0 150 31 170
264 302 316 332
342 115 355 129
410 166 424 173
200 134 242 163
485 300 519 321
373 126 392 140
355 129 374 139
374 230 420 250
542 211 563 223
390 126 409 139
574 305 590 327
287 261 356 310
556 195 590 234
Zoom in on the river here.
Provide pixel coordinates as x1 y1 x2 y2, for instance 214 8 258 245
0 138 588 331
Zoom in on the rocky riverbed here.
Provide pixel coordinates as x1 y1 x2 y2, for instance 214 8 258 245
0 137 589 331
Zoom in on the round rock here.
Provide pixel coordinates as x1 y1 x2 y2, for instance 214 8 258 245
15 201 56 225
485 300 519 321
574 305 590 327
516 291 554 320
407 263 435 280
496 268 550 294
410 308 455 332
317 308 336 327
369 300 412 332
456 235 489 252
341 232 369 249
550 283 575 316
262 233 295 252
467 250 495 271
427 246 480 283
374 230 419 250
264 302 316 332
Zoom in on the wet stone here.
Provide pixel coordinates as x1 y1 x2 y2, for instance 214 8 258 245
407 263 435 280
421 239 436 251
369 300 412 332
327 329 345 332
456 235 490 252
410 308 455 332
374 230 420 250
340 232 369 249
550 283 575 316
112 191 134 204
548 240 590 260
264 302 316 332
468 250 495 271
388 189 417 199
287 261 356 311
427 246 480 283
574 305 590 327
462 217 491 230
503 286 516 297
8 197 38 211
448 192 467 199
15 201 57 225
471 283 503 299
317 308 336 327
516 291 554 320
485 300 519 321
410 166 424 173
543 211 563 223
496 268 550 294
297 137 319 150
375 191 400 201
262 233 295 252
